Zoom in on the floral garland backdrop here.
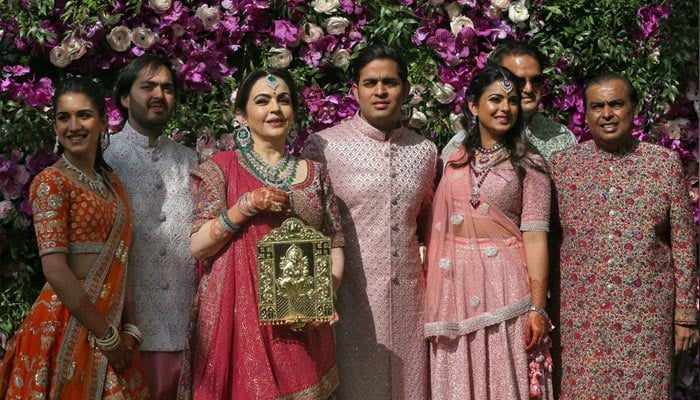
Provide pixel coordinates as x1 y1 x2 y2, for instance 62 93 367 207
0 0 697 396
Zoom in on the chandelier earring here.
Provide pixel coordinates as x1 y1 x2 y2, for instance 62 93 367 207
100 130 111 151
286 128 298 146
235 124 252 149
53 137 61 154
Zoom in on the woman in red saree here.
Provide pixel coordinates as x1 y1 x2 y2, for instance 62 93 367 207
178 70 344 400
0 77 149 398
425 67 553 399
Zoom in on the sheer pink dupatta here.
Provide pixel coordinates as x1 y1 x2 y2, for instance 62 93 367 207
424 147 531 337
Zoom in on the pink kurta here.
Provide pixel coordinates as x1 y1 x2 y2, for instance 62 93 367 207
304 114 437 400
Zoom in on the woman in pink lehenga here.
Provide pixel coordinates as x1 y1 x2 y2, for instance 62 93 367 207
177 69 344 400
425 66 553 400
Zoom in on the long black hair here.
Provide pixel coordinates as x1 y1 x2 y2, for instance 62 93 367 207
52 76 113 173
451 66 531 180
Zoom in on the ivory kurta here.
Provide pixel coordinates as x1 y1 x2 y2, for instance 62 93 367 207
550 140 698 398
104 122 198 352
304 114 437 400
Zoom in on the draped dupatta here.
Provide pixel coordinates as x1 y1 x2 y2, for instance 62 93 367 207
0 170 142 399
424 148 531 337
54 173 133 399
180 151 337 400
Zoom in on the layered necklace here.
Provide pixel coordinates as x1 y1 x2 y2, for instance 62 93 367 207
469 143 510 208
239 148 299 190
61 154 108 198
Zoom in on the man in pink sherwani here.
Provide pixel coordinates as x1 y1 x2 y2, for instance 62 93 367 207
304 44 437 399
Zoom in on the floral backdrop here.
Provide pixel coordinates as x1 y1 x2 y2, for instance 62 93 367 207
0 0 697 396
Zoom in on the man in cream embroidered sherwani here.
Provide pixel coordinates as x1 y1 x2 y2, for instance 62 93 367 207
304 44 437 400
104 55 197 400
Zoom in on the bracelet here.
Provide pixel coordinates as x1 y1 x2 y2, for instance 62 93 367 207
242 193 260 214
219 210 240 232
122 323 144 348
528 305 549 320
236 194 257 217
95 324 121 352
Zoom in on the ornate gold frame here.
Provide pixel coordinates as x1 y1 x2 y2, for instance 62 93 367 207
257 218 334 325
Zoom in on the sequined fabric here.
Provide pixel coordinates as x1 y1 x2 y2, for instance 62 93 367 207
550 140 698 398
424 147 552 400
177 151 342 400
105 122 198 352
31 167 116 256
0 167 150 399
303 114 437 400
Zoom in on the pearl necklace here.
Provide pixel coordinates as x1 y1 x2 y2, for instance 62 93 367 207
61 154 108 198
239 148 299 190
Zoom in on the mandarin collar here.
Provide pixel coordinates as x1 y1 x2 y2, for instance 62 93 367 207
592 138 639 161
349 113 404 142
121 122 163 149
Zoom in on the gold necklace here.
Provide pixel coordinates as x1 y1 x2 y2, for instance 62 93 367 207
61 154 108 197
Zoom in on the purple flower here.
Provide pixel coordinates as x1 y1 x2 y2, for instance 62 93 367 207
271 20 298 46
24 152 58 176
2 65 29 76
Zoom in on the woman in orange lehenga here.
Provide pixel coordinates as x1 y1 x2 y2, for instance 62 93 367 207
0 77 150 399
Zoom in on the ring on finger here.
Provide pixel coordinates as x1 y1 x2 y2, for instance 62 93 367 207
271 203 282 212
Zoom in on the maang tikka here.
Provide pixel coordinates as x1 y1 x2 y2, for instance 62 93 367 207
266 74 279 91
500 76 514 94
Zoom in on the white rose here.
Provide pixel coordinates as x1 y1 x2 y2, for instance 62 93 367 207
49 45 70 68
313 0 340 14
196 4 221 30
300 23 324 44
131 27 158 49
324 17 349 35
408 109 428 129
432 83 457 104
268 48 293 69
62 37 87 60
149 0 172 14
331 48 351 67
107 26 132 52
450 15 474 36
508 1 530 23
490 0 511 10
444 2 462 19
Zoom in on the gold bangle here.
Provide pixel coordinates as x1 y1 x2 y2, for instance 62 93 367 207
95 325 121 352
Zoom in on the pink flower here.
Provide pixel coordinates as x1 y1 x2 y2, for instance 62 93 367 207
49 45 70 68
107 26 132 52
271 20 299 46
2 65 29 76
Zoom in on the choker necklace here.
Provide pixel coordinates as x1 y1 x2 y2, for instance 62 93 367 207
469 149 510 208
473 144 509 172
61 154 108 198
239 148 299 190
